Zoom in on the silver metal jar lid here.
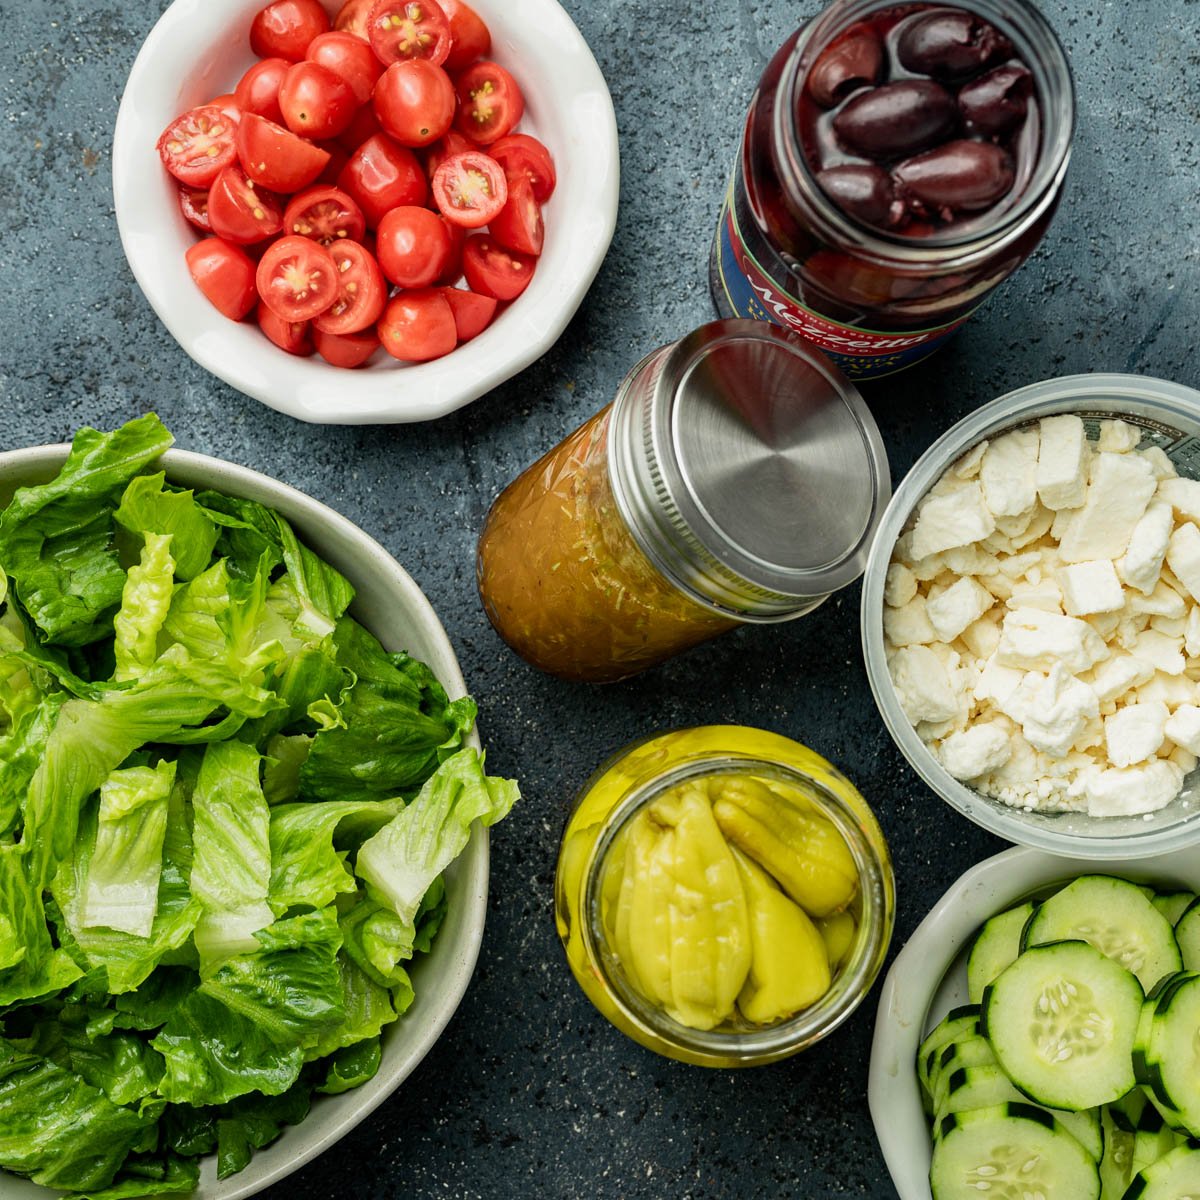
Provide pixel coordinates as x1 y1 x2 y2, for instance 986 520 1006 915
608 319 891 621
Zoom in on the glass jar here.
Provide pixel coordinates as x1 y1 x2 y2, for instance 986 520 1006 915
554 726 895 1067
710 0 1075 379
476 320 890 683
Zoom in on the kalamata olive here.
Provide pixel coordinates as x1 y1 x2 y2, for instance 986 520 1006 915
895 10 1014 80
816 164 903 228
893 139 1015 213
832 80 958 160
807 25 885 108
959 64 1034 136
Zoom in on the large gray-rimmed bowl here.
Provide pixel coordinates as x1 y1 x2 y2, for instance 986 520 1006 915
0 443 489 1199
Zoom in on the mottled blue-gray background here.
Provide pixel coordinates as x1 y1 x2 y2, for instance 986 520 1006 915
2 0 1198 1196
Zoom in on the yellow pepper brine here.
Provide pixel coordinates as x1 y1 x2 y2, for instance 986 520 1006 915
555 727 895 1067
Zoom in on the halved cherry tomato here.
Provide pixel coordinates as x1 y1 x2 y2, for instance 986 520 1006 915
313 241 387 334
208 165 285 243
314 325 381 367
179 186 212 231
257 301 314 354
337 133 427 227
250 0 331 61
440 0 491 72
461 234 535 300
435 215 465 282
453 61 523 144
157 105 238 187
235 112 330 192
423 129 473 181
376 205 453 287
367 0 451 67
338 104 383 152
234 58 290 125
257 235 340 320
334 0 374 38
279 61 359 140
306 31 382 105
489 133 556 202
282 185 366 244
430 151 506 227
373 59 455 148
488 174 543 256
440 286 496 341
378 288 457 361
186 238 258 321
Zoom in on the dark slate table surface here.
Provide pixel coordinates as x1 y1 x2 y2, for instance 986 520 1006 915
2 1 1198 1196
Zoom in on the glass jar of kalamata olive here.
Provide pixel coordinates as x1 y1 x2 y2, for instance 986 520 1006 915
710 0 1074 379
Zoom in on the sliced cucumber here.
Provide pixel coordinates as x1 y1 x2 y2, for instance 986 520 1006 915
1100 1106 1135 1199
983 940 1143 1111
917 1007 981 1110
929 1037 997 1108
966 901 1036 1004
931 1103 1100 1200
1153 891 1197 927
1132 1104 1180 1176
1174 899 1200 972
933 1065 1023 1128
1109 1090 1148 1132
1142 973 1200 1137
1023 875 1182 993
1124 1142 1200 1200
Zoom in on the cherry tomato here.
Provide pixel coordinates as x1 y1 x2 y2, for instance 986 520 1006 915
208 165 285 243
279 61 359 140
250 0 331 61
367 0 451 67
378 288 457 361
257 235 340 320
235 112 330 192
423 129 473 181
488 174 543 256
373 59 455 148
313 240 387 334
314 325 381 367
338 104 383 152
257 301 315 354
489 133 556 203
440 0 491 72
207 93 243 121
461 234 535 300
282 185 366 244
179 185 212 231
157 105 238 187
337 133 427 227
334 0 374 38
440 286 496 341
376 205 453 287
234 58 290 125
306 31 382 105
453 61 523 144
435 216 465 282
185 238 258 321
430 151 506 227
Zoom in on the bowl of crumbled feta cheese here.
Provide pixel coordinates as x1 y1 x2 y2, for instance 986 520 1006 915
862 373 1200 858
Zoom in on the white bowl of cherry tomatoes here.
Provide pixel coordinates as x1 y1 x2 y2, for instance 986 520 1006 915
113 0 619 424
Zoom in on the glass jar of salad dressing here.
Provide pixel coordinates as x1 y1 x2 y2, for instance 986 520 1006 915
475 320 890 683
710 0 1074 379
554 727 895 1067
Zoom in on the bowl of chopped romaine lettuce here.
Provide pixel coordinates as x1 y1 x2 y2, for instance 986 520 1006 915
0 414 518 1199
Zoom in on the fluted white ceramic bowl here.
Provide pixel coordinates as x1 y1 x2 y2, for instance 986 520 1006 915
112 0 619 423
0 443 490 1198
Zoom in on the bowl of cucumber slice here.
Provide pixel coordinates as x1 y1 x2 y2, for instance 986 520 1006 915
869 844 1200 1200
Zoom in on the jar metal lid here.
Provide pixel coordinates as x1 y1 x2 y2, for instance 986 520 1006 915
609 319 891 620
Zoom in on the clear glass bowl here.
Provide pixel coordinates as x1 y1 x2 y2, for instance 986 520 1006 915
861 373 1200 859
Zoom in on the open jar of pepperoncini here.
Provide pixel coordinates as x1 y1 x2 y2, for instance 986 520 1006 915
476 320 890 683
555 726 895 1067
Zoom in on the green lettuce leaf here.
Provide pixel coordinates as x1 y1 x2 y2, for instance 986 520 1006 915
338 896 414 989
60 1024 165 1108
114 473 218 582
112 533 175 683
310 953 397 1060
214 1078 312 1181
0 415 173 647
68 1154 200 1199
316 1035 382 1095
261 734 312 806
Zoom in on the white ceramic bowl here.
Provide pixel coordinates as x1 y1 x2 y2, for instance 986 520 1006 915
0 444 489 1199
861 373 1200 860
868 844 1200 1199
112 0 619 424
